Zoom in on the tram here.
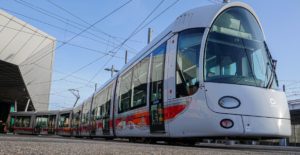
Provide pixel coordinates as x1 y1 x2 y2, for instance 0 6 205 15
10 1 291 142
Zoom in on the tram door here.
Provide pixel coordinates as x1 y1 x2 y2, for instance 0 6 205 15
103 85 112 135
149 43 167 133
48 115 56 134
102 104 110 135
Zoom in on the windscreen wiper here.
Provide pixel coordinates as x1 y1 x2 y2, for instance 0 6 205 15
264 42 276 89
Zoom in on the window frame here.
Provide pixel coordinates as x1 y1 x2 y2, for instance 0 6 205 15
118 55 150 113
203 7 278 89
131 55 150 110
175 28 204 98
149 43 167 103
118 69 133 113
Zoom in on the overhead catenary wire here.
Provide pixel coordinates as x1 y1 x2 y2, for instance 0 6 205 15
4 0 180 110
0 25 109 87
85 0 169 84
0 8 132 59
0 8 107 46
14 0 139 54
23 0 133 65
60 54 108 81
0 24 124 59
13 0 139 53
46 0 141 51
86 0 179 85
69 0 181 109
0 21 121 87
33 63 98 84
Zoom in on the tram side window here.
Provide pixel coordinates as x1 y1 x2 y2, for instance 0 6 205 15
97 106 101 119
132 56 150 108
176 29 203 98
36 116 48 128
118 70 133 113
15 116 31 127
94 89 107 119
59 114 70 127
100 105 104 118
91 109 96 121
72 112 79 127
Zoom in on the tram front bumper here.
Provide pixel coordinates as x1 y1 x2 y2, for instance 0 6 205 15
241 115 291 138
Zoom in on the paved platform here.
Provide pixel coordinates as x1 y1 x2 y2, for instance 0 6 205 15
0 134 299 155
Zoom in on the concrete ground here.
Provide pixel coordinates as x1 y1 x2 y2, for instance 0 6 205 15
0 134 299 155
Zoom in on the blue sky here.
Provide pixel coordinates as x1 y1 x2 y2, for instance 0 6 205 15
1 0 299 110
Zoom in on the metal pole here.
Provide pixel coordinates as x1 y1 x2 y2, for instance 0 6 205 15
94 83 97 92
111 65 114 77
14 100 17 112
25 99 31 112
125 50 128 64
148 28 152 44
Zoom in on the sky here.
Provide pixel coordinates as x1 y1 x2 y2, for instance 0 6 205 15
0 0 299 110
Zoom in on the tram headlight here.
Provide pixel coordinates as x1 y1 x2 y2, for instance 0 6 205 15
218 96 240 109
220 119 234 129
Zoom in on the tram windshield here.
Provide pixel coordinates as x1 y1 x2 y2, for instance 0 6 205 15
204 7 278 89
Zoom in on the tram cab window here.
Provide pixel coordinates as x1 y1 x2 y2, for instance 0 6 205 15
204 7 278 88
176 29 203 98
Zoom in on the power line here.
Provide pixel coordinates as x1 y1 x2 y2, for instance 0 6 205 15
0 24 124 59
33 63 98 84
14 0 139 53
87 0 180 84
25 57 107 87
0 8 129 54
2 34 111 87
20 0 133 66
46 0 143 48
7 0 179 109
111 0 180 55
131 0 180 40
60 54 108 81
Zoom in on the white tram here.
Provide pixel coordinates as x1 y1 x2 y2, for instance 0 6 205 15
95 1 290 139
10 1 291 142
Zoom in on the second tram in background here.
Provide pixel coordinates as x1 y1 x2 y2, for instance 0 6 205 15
9 1 291 143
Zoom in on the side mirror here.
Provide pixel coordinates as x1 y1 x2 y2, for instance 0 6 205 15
272 59 277 70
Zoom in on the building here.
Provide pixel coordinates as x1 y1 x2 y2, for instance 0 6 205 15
288 99 300 145
0 9 55 131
